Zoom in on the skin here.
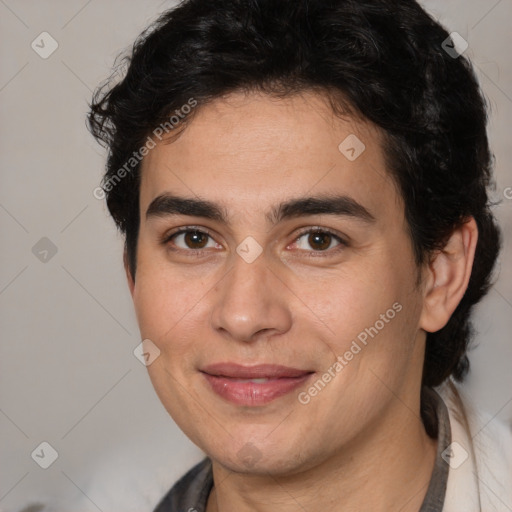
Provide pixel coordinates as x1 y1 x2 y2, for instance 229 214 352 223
126 90 477 511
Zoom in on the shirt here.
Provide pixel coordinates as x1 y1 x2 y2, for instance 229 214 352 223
154 388 451 512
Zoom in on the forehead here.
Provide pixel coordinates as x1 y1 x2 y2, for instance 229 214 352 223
139 90 400 221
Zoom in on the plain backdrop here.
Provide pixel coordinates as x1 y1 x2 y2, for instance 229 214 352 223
1 1 511 511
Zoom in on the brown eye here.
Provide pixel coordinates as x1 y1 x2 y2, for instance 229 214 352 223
168 229 218 251
292 229 346 253
184 230 209 249
307 232 333 251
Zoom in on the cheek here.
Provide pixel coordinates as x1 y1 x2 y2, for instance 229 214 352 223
132 279 175 342
133 283 205 355
131 269 215 389
288 266 394 336
132 243 204 338
296 257 421 374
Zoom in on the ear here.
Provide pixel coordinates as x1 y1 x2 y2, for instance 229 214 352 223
419 217 478 333
124 250 135 298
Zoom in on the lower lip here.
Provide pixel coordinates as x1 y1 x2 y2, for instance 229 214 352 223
202 373 313 406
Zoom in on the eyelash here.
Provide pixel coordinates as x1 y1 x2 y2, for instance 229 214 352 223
162 225 349 257
161 226 218 255
291 226 348 256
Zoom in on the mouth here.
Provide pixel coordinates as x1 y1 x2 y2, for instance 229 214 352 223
200 363 315 406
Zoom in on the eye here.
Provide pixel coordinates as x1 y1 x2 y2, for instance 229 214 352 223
292 229 346 252
166 229 220 251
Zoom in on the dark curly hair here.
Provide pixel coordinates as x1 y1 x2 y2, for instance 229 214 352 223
88 0 500 395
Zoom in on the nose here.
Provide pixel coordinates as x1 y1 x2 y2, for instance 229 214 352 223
210 253 293 343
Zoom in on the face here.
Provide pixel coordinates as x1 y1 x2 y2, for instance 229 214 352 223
129 91 428 475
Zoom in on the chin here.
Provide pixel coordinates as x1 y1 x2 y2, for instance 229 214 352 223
206 437 315 476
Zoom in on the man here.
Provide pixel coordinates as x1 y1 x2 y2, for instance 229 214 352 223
88 0 512 510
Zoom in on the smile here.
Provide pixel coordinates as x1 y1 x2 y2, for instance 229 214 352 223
200 363 314 406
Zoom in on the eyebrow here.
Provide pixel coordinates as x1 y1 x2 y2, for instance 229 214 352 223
145 193 376 224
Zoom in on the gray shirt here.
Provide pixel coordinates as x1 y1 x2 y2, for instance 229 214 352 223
154 388 451 512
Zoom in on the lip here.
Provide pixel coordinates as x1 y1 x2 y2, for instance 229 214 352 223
201 363 314 406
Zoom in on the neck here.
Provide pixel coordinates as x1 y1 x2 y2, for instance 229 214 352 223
206 399 437 512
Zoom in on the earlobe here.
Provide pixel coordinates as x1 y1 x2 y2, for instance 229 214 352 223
124 251 135 298
419 217 478 333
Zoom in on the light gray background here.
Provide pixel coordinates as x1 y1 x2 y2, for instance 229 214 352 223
1 1 511 511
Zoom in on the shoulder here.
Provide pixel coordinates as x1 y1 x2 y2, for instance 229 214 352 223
153 457 212 512
62 449 209 512
437 381 512 512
